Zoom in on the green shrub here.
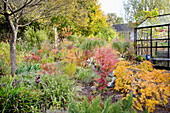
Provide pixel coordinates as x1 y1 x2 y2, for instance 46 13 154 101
25 26 48 49
38 73 75 110
75 67 100 84
68 92 135 113
0 58 10 76
96 27 118 42
0 42 10 63
67 34 82 43
0 60 75 112
112 40 131 57
64 62 77 78
67 34 87 47
136 55 146 62
80 39 105 51
0 42 11 75
0 72 75 112
0 76 40 112
24 26 36 46
15 62 41 75
16 38 25 51
16 38 36 52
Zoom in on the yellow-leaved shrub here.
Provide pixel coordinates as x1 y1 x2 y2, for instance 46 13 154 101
114 61 170 112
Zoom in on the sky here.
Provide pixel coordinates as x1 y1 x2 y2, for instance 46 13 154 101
98 0 127 19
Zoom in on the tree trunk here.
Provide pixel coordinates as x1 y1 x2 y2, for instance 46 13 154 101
4 1 18 76
10 29 18 76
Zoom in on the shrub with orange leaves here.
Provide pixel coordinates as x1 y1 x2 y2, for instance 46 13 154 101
60 26 72 39
64 47 94 67
24 53 41 63
41 63 56 74
114 61 170 112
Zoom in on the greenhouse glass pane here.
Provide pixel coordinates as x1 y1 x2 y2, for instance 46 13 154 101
138 18 152 27
137 28 150 40
138 17 159 27
154 15 170 26
137 14 170 28
152 26 168 39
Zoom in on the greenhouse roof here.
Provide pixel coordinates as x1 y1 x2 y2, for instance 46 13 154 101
137 14 170 28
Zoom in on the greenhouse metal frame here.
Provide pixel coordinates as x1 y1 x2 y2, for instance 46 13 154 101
134 14 170 69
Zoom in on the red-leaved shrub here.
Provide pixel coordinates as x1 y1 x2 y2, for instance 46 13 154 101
94 48 118 90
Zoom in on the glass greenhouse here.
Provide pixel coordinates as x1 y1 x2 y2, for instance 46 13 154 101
134 14 170 69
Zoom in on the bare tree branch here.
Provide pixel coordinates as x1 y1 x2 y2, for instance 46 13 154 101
18 20 34 27
9 0 33 16
18 9 65 27
27 0 42 7
2 0 7 4
0 12 3 15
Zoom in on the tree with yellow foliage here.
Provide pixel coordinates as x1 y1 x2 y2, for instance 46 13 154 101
51 0 109 37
